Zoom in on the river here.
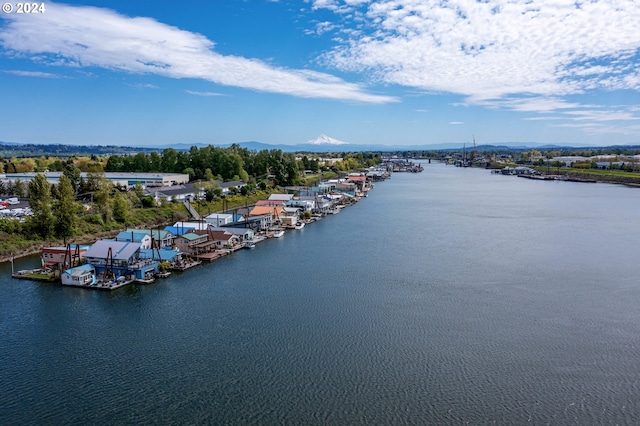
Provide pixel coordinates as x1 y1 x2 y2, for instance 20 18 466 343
2 162 640 424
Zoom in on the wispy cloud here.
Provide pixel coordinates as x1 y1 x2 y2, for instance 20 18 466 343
552 122 640 137
562 109 640 122
304 21 338 36
0 2 397 104
128 83 158 90
3 69 66 78
315 0 640 109
449 121 463 125
186 90 226 97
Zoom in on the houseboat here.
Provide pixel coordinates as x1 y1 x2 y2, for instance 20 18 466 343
61 264 97 287
83 240 159 284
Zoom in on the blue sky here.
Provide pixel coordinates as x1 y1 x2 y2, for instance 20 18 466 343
1 0 639 147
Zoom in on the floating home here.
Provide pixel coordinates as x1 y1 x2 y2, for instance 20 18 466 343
82 240 159 282
114 231 153 249
42 244 89 270
61 264 96 287
126 228 176 248
174 233 210 257
204 213 234 227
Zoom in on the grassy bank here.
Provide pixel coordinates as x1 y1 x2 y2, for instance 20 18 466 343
531 167 640 185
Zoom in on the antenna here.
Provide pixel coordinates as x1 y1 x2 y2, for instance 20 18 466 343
473 135 477 161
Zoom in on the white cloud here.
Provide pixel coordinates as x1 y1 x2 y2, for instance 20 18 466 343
318 0 640 107
305 21 338 36
449 121 463 125
553 122 640 137
0 2 397 104
476 97 588 113
562 109 640 122
186 90 225 97
128 83 158 89
3 69 66 78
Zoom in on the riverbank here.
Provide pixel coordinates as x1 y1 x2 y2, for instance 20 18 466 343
0 228 158 264
489 163 640 186
0 189 285 264
523 165 640 185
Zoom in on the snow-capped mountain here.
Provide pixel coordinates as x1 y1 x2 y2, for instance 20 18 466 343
306 134 349 145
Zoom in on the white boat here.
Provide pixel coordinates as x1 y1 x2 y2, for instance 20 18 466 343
294 221 305 230
273 230 285 238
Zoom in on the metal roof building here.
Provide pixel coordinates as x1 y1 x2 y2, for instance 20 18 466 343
84 240 141 262
1 172 189 187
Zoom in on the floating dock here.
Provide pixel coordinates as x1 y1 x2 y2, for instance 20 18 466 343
12 268 59 282
61 278 133 291
171 260 202 271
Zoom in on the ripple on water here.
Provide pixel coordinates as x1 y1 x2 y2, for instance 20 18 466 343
4 165 640 424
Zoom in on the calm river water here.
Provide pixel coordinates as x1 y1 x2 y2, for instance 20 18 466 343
2 162 640 425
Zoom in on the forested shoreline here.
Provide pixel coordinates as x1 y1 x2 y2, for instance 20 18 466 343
0 145 382 260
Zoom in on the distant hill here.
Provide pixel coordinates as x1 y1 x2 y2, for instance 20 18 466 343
0 141 158 157
2 139 639 157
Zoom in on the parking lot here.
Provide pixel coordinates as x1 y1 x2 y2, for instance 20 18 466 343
0 199 32 218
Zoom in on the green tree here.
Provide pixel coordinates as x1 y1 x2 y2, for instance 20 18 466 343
204 168 215 181
63 162 82 194
91 172 114 223
112 190 131 224
27 173 55 239
132 152 150 172
183 167 195 180
14 178 26 198
140 196 156 208
105 155 124 172
133 182 144 198
53 175 80 243
161 148 178 172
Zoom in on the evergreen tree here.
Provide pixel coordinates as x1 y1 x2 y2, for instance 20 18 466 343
27 173 55 239
53 175 80 243
62 162 82 194
14 178 26 198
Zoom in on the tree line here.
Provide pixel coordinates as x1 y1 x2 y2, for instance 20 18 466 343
104 145 381 186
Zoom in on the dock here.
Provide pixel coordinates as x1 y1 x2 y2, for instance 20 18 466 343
171 259 202 271
12 268 59 282
195 251 227 262
61 278 134 291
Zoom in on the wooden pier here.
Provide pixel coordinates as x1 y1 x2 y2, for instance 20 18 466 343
196 251 227 262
